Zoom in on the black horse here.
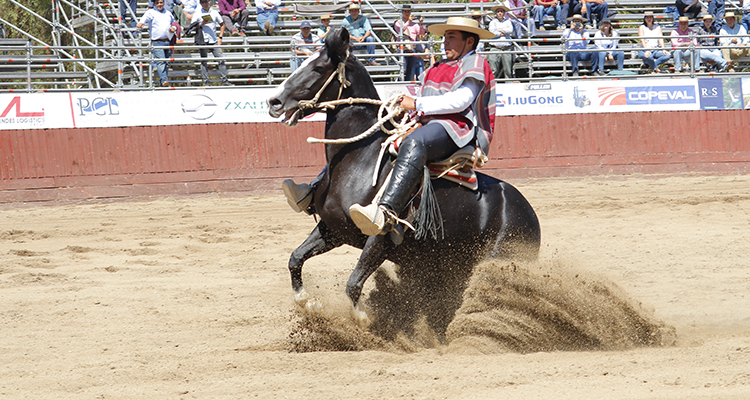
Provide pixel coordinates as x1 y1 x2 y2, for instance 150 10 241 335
268 28 541 336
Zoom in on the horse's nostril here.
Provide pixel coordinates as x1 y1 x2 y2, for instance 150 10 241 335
268 98 282 110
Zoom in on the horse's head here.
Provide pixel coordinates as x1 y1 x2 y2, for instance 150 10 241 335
267 28 373 126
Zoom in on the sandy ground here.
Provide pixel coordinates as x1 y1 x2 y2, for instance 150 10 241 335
1 173 749 399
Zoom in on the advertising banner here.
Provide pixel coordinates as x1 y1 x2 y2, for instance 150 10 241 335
1 79 747 131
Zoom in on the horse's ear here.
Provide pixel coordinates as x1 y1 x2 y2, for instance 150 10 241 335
325 28 350 64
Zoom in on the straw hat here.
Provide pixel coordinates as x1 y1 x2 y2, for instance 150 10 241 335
678 16 689 22
491 4 510 13
644 11 654 17
428 16 494 39
349 3 360 10
702 14 714 20
567 14 588 22
725 11 736 18
320 14 331 20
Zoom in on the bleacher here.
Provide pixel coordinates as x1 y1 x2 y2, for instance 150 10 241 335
2 0 750 90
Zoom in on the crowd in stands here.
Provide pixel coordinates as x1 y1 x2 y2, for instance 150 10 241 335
129 0 750 85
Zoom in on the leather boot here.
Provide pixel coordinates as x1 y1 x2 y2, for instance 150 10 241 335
282 179 313 213
349 140 426 236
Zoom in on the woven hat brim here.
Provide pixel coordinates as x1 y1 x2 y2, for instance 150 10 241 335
428 23 495 39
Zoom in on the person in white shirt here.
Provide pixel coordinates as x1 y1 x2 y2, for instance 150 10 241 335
561 14 597 76
637 11 671 74
719 12 750 61
191 0 232 86
137 0 176 86
256 0 282 35
592 19 623 75
488 4 515 79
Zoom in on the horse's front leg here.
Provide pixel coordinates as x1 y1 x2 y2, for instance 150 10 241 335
346 234 388 326
289 221 342 311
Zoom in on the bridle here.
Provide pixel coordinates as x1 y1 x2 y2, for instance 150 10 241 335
297 50 352 111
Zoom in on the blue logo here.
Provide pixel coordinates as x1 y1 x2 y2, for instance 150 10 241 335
624 86 696 105
698 79 724 110
497 93 564 107
77 97 120 116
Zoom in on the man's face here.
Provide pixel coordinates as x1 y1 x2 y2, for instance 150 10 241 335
444 30 471 61
402 10 411 20
200 0 209 11
496 10 506 19
155 0 165 11
349 9 359 19
301 27 311 37
726 16 736 28
679 20 688 30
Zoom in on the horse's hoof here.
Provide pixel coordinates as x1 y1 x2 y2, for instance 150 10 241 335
294 289 322 313
351 305 371 328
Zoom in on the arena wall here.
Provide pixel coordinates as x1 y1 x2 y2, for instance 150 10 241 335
1 109 749 204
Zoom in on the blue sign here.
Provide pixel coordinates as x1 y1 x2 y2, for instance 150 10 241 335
698 79 724 110
624 86 696 105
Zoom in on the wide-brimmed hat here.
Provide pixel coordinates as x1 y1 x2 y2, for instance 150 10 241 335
349 3 360 10
643 11 654 17
600 18 612 25
401 4 411 10
725 11 736 18
678 16 689 22
567 14 588 22
428 16 495 39
491 4 510 13
320 14 331 20
702 14 714 20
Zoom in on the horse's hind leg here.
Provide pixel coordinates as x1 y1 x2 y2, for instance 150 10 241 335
289 221 342 310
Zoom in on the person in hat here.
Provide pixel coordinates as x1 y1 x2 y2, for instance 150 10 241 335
574 0 608 28
317 14 333 40
592 19 623 75
342 3 379 65
719 11 750 61
676 0 701 19
290 20 322 72
393 4 427 80
561 14 598 76
255 0 281 35
488 4 515 79
670 16 700 73
531 0 559 31
347 17 496 237
637 11 671 73
696 14 730 72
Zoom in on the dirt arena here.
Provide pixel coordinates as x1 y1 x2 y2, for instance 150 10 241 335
1 173 749 399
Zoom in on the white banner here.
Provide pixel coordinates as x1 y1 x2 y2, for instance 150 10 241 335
0 79 746 131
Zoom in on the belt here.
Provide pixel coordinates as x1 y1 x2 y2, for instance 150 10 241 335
152 39 169 42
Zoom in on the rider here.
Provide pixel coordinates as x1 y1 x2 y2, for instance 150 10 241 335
283 17 496 237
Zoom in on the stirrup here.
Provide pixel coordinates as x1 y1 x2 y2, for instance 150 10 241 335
282 179 313 214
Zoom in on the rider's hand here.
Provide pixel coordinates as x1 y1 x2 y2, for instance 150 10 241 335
399 95 416 111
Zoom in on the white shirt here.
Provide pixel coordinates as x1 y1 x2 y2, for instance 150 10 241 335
415 52 483 115
138 7 175 40
594 30 620 55
191 7 223 44
720 23 749 46
489 17 514 48
183 0 199 14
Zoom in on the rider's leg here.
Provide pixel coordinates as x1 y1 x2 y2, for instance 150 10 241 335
282 166 327 214
349 123 459 236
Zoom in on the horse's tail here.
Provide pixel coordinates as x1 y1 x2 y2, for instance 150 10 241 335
414 167 443 241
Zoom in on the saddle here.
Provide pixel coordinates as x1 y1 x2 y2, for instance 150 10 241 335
388 137 488 191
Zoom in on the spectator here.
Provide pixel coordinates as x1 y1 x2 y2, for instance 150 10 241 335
504 0 536 37
470 10 487 52
638 11 671 73
574 0 608 28
183 0 199 22
218 0 250 36
696 14 729 72
676 0 701 19
532 0 559 31
719 12 750 63
137 0 177 86
671 16 699 73
192 0 231 86
317 14 333 40
149 0 187 28
742 0 750 34
707 0 725 20
256 0 281 35
592 19 623 75
561 14 597 76
488 4 515 79
393 5 427 81
558 0 572 29
342 3 379 66
120 0 138 28
290 21 322 72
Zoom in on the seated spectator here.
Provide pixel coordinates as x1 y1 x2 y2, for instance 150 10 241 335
342 3 378 66
393 5 427 81
708 0 725 20
742 0 750 34
574 0 608 28
696 14 730 71
676 0 701 19
149 0 187 28
593 19 623 75
218 0 250 36
561 14 598 76
671 16 700 72
488 4 515 79
290 21 321 72
191 0 231 86
317 14 333 40
504 0 536 37
183 0 199 22
638 11 672 73
720 12 750 63
532 0 559 31
256 0 281 35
